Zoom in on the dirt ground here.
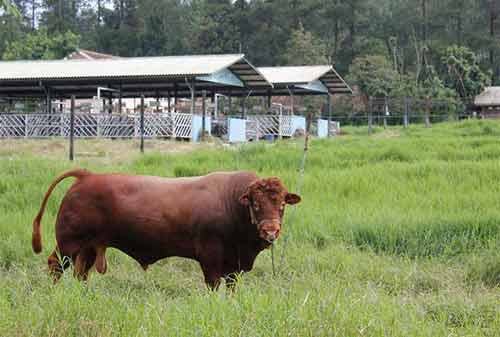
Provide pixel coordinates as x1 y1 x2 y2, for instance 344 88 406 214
0 138 224 165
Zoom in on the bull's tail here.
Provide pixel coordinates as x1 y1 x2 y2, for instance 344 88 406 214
32 169 91 254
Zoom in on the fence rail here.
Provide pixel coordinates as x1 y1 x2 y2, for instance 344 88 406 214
0 113 197 139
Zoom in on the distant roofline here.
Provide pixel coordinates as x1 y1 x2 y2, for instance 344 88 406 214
1 53 246 64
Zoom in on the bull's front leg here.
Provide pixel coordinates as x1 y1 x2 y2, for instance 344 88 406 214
197 239 224 290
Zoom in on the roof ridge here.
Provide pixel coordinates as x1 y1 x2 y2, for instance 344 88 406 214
0 53 245 64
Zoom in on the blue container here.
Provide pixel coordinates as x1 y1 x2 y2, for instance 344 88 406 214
264 134 275 142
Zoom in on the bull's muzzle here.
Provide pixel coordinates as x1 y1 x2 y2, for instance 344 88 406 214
259 219 281 243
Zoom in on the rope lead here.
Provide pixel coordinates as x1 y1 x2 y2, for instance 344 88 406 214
277 112 313 272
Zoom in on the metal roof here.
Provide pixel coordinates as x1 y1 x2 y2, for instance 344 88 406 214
474 87 500 106
0 54 271 99
0 54 247 80
258 65 352 95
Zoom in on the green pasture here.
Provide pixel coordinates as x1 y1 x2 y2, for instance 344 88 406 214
0 120 499 336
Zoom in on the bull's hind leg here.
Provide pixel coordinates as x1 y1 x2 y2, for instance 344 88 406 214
74 246 97 281
47 248 69 283
95 246 107 274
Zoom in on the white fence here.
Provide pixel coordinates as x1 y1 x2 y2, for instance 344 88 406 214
0 113 193 139
0 113 338 141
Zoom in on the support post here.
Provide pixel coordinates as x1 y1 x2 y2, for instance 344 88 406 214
211 92 216 117
108 95 112 114
267 89 272 112
47 88 52 113
174 83 178 110
118 84 123 114
202 90 207 141
279 104 283 140
327 94 332 137
140 95 145 153
190 79 196 114
368 96 373 134
241 96 246 118
228 91 232 114
69 95 75 161
327 94 332 120
156 92 160 113
167 91 171 112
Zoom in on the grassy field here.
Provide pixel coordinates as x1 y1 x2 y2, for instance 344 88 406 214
1 120 499 336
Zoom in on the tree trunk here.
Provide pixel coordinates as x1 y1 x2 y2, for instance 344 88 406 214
97 0 101 25
31 0 36 30
119 0 124 27
421 0 427 42
490 0 498 82
349 3 355 60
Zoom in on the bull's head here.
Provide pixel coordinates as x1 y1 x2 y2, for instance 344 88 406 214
239 177 301 243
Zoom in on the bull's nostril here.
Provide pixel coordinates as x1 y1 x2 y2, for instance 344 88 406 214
266 232 277 242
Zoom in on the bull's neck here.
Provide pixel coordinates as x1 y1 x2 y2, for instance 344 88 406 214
225 176 260 241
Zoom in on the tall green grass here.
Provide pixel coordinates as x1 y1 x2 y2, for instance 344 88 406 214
0 120 499 336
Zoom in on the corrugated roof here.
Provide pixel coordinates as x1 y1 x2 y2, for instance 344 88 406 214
0 54 246 80
258 65 352 94
474 87 500 106
259 65 332 84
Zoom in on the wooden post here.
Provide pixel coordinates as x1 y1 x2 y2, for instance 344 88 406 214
202 90 206 141
290 89 294 115
327 94 332 120
425 97 431 128
118 84 122 114
267 89 272 112
167 91 171 112
69 95 75 161
306 111 313 140
156 92 160 113
190 79 196 114
108 95 112 114
228 91 232 114
47 88 52 113
241 96 246 118
174 83 178 110
404 97 409 128
368 96 373 134
140 95 145 153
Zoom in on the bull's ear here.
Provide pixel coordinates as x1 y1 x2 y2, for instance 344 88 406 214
285 193 301 205
239 192 250 206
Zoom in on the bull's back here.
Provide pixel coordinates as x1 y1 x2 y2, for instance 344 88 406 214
57 171 254 259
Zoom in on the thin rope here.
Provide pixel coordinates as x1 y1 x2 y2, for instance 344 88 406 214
271 242 276 276
278 113 312 271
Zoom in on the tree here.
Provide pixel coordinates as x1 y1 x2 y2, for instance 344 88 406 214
2 28 79 59
1 0 20 16
440 45 491 99
348 54 398 98
284 22 327 65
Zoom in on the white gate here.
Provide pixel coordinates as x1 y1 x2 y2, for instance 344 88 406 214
173 113 192 139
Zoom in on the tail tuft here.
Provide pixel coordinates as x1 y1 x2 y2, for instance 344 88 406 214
32 219 42 253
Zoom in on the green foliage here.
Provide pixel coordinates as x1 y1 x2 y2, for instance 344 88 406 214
284 22 328 66
348 54 398 97
440 45 492 99
0 0 20 17
2 28 79 60
1 122 500 335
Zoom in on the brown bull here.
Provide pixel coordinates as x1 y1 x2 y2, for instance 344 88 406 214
32 169 301 288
